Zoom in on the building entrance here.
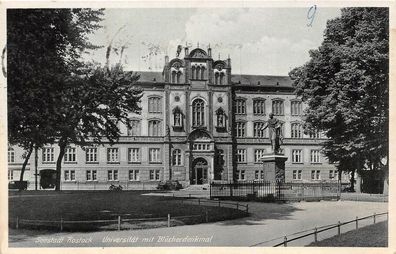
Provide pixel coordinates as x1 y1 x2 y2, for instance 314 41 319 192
191 158 208 185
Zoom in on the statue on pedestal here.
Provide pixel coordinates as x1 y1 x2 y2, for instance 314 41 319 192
261 113 283 154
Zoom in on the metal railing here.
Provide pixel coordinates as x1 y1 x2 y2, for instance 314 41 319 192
268 212 388 247
210 181 341 201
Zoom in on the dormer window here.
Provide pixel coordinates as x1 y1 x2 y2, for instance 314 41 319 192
172 107 183 131
216 108 227 132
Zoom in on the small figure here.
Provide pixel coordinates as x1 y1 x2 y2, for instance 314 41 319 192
261 113 283 154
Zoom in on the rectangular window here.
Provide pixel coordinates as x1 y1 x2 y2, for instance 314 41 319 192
253 99 266 115
8 170 13 180
86 170 97 181
329 170 339 180
149 148 161 163
64 170 76 181
254 149 266 162
311 170 321 180
108 170 118 181
149 169 161 180
148 120 161 136
86 148 98 163
291 123 303 138
8 148 15 163
129 170 140 181
148 97 162 113
237 170 246 180
291 101 303 116
127 120 141 136
235 99 246 114
253 122 266 138
254 170 264 180
309 130 320 139
236 122 246 138
272 100 284 116
128 148 140 163
64 147 76 162
237 149 246 163
292 149 303 163
292 170 302 180
42 147 55 162
107 148 119 163
310 150 321 163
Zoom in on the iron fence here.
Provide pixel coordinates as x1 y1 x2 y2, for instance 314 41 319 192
210 181 341 201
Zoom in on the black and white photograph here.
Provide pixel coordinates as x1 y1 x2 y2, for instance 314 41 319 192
1 1 393 251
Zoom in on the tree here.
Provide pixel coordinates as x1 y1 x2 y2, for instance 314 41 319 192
53 64 142 190
289 8 388 191
7 9 104 189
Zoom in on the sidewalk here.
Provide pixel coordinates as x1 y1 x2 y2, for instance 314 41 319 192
9 201 388 247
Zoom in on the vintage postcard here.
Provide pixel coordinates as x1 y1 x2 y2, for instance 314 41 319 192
0 1 394 254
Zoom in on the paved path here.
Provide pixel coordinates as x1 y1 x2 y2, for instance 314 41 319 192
9 201 387 247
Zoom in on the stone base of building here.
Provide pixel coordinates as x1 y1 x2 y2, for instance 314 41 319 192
261 153 288 182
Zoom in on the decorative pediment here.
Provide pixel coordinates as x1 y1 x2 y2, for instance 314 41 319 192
188 129 213 141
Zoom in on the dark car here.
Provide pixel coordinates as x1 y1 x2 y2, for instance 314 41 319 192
8 181 28 190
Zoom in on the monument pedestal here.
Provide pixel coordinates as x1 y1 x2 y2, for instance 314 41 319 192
261 153 288 183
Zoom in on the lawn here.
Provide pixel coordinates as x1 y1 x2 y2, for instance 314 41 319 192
9 191 247 231
308 221 388 247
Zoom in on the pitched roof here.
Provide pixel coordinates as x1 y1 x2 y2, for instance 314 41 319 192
135 71 292 87
231 74 292 87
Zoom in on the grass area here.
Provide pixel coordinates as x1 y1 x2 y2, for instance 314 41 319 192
9 191 247 232
308 221 388 247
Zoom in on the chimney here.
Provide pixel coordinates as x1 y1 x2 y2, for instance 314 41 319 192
185 47 189 57
208 44 212 57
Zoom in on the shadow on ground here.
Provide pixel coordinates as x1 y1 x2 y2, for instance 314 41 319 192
218 201 302 226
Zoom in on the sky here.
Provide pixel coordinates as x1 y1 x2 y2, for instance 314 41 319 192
86 8 341 76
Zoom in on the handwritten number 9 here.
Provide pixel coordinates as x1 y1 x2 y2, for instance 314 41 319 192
307 5 317 27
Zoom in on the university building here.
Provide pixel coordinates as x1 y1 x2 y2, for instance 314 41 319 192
7 46 347 190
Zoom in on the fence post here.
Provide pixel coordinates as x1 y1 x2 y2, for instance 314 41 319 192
337 221 341 236
314 227 318 242
117 216 121 231
283 236 287 247
60 217 63 231
205 210 209 223
355 216 358 230
16 217 19 229
167 214 171 227
373 213 376 224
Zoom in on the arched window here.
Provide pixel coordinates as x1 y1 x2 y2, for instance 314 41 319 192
291 123 303 138
171 71 176 83
215 72 219 85
176 71 182 84
148 120 162 136
192 99 205 127
220 72 225 85
196 66 200 80
172 149 182 166
148 97 162 113
191 66 196 80
201 67 205 80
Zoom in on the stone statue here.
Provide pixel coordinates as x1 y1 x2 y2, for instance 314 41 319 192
261 113 283 154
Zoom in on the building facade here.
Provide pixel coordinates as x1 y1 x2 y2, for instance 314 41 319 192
7 47 347 190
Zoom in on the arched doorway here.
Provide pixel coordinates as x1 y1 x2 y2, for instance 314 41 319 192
191 158 208 185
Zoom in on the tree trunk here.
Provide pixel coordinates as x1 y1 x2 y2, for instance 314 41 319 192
18 143 34 191
55 139 67 191
350 169 355 192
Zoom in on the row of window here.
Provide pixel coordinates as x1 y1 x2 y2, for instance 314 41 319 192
235 169 339 181
235 122 320 139
235 99 302 116
42 147 163 164
64 169 161 182
236 149 322 163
